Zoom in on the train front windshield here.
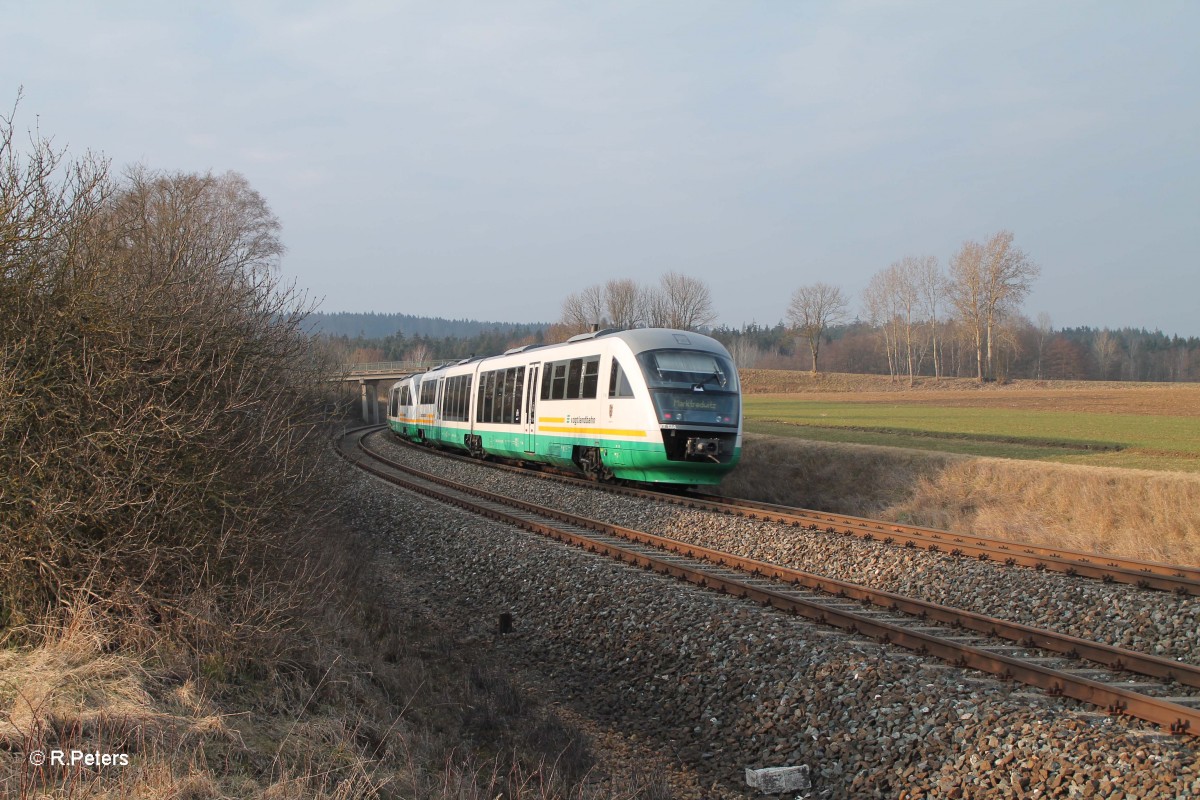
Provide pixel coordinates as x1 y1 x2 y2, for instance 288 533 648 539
636 349 740 427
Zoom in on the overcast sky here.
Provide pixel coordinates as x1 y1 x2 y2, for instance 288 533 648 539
5 2 1198 335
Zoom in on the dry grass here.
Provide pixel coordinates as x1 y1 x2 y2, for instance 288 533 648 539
890 458 1200 564
731 369 1200 561
0 512 678 799
0 606 246 799
721 434 1200 566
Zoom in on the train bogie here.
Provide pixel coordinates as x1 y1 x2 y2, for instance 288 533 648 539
386 328 742 486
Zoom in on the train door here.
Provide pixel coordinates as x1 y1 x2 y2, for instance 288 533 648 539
435 377 445 442
524 363 540 453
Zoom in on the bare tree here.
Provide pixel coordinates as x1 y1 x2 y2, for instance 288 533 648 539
980 231 1040 379
558 273 714 334
1124 335 1142 381
559 283 608 334
992 315 1025 383
112 167 285 299
787 282 848 373
947 231 1039 382
656 271 717 331
862 272 899 381
1093 329 1119 379
604 278 643 328
640 285 668 328
405 341 432 366
726 336 762 369
912 255 944 380
946 239 987 382
887 258 926 386
1035 311 1053 379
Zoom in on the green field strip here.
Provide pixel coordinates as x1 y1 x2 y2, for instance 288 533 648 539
743 420 1091 459
752 419 1126 452
743 398 1200 472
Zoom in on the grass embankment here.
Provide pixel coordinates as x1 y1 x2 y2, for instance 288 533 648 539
726 370 1200 565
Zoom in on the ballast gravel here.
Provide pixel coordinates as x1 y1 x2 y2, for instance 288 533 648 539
371 434 1200 667
341 441 1200 799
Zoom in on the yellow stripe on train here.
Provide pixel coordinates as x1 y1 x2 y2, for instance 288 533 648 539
536 426 646 437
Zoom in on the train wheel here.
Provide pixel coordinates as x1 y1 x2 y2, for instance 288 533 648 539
575 446 612 482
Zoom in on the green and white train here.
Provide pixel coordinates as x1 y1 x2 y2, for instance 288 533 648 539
386 328 742 485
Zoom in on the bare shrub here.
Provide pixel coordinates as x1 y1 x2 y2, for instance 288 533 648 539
1 104 332 636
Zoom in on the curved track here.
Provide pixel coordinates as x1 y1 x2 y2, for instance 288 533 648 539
340 425 1200 736
381 429 1200 596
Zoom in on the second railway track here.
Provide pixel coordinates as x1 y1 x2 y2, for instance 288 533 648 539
341 426 1200 737
379 429 1200 597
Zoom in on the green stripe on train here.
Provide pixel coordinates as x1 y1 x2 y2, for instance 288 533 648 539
388 420 740 485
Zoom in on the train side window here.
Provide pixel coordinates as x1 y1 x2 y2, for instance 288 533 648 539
581 356 600 399
440 375 470 422
492 372 501 424
481 371 493 423
512 366 525 423
609 360 634 398
566 358 583 398
493 370 503 423
488 371 498 423
500 369 514 423
550 362 567 400
541 366 552 401
420 380 437 405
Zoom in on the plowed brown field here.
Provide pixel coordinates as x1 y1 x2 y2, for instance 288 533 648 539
739 369 1200 416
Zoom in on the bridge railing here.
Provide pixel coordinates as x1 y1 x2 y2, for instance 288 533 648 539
339 360 451 378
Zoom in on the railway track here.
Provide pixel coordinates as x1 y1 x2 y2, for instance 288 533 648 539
339 425 1200 736
381 430 1200 596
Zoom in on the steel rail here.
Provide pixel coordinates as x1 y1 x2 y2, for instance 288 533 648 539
345 430 1200 735
360 432 1200 688
688 492 1200 585
381 430 1200 595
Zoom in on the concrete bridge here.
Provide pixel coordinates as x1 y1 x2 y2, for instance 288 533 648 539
336 361 445 423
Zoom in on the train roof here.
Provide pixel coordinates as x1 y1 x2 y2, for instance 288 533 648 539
601 327 729 355
403 328 730 382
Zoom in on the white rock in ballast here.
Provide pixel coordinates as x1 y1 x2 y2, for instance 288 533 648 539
745 764 811 793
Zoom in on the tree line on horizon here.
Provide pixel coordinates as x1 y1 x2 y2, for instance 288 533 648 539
329 313 1200 387
327 232 1200 384
306 310 548 341
714 321 1200 384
